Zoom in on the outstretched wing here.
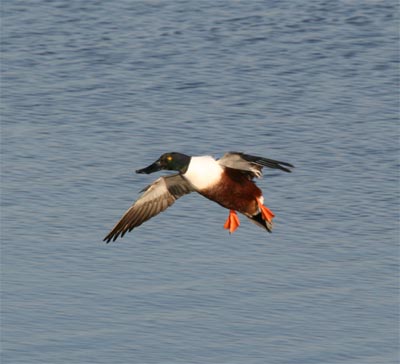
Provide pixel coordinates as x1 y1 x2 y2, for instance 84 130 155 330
104 174 194 243
218 152 294 178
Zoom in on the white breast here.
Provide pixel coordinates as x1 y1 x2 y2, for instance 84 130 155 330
183 156 223 191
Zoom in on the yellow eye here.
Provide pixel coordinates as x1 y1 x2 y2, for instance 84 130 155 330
167 155 173 161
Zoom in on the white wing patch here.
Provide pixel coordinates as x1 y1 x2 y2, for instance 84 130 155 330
184 156 223 191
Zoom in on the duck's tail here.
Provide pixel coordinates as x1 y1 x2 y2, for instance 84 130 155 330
247 212 273 232
247 197 275 232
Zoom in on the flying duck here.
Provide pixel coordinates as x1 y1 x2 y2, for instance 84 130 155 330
104 152 293 243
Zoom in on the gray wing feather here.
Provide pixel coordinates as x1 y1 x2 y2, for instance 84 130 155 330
104 174 193 242
218 152 293 178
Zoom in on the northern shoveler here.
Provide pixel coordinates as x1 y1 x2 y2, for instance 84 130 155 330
104 152 293 243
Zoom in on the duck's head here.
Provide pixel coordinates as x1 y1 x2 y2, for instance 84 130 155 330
136 152 191 174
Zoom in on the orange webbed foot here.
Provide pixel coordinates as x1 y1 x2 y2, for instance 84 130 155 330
256 197 275 223
224 210 240 234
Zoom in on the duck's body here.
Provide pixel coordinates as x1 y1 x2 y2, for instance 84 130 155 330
184 156 223 190
104 152 293 243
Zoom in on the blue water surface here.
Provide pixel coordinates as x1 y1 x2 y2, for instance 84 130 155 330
2 0 399 363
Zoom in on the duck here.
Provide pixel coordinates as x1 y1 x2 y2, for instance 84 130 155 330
104 152 293 243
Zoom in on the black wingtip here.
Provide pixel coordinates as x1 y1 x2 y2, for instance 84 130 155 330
238 153 294 173
103 232 119 244
279 163 294 173
261 159 294 173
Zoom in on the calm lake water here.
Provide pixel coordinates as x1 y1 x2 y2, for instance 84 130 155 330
2 0 399 363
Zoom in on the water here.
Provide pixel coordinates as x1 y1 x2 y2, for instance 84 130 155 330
2 1 399 363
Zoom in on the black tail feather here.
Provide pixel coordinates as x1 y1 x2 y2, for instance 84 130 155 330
247 212 273 232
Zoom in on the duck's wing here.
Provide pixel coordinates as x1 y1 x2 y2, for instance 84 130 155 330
104 174 194 243
218 152 294 178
